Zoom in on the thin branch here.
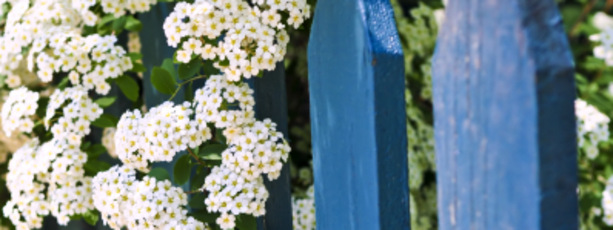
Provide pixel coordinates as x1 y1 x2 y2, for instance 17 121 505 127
570 0 597 36
187 147 206 165
168 75 208 101
607 0 613 12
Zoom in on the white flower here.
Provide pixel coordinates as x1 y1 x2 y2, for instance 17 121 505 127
92 166 207 230
576 99 610 159
1 87 39 136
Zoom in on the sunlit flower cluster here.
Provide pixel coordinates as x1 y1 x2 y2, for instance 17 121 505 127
204 166 268 229
194 74 290 228
92 165 207 230
2 139 94 229
292 185 315 230
0 0 135 93
193 74 255 129
602 176 613 225
45 86 103 144
1 87 39 136
163 0 311 81
219 119 289 181
115 101 212 172
89 0 157 17
591 12 613 66
576 99 610 159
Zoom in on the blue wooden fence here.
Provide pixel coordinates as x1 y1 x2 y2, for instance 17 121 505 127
307 0 410 229
431 0 578 229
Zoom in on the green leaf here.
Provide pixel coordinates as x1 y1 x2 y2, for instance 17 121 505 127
198 144 226 160
131 62 146 73
173 154 191 185
191 166 208 191
91 114 118 128
235 214 257 230
178 58 202 80
189 193 206 209
82 210 99 226
84 160 111 174
202 61 219 76
94 97 116 108
161 58 178 79
85 144 107 158
148 167 171 181
36 97 49 118
97 15 115 30
189 210 220 224
128 52 143 61
125 16 143 31
115 75 139 102
57 77 70 90
151 67 177 95
112 16 127 32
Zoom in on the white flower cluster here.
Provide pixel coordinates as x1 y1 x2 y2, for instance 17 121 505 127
292 186 315 230
194 74 255 128
0 0 135 92
204 167 268 229
3 139 94 229
2 86 104 228
115 101 212 172
194 75 289 228
576 99 610 159
91 0 157 17
591 12 613 65
602 176 613 225
33 33 132 95
92 165 207 230
45 86 103 145
1 87 39 136
218 119 289 181
163 0 310 81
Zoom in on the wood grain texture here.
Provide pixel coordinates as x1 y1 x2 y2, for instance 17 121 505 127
307 0 409 229
249 62 292 230
432 0 578 229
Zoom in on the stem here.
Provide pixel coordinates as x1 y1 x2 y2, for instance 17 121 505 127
184 189 204 194
570 0 597 37
168 75 208 101
187 147 206 165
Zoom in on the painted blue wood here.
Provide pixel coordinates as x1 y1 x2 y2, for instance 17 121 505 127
307 0 409 229
431 1 578 229
249 62 292 230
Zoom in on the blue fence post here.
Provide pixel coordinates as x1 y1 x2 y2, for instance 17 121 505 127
432 1 577 229
307 0 409 229
250 62 292 229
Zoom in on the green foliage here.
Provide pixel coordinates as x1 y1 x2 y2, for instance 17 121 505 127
178 58 202 80
91 114 119 128
94 97 117 108
235 214 257 230
151 66 177 95
115 75 140 102
148 167 171 181
173 154 191 186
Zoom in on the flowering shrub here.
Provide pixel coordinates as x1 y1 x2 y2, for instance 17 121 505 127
0 0 309 228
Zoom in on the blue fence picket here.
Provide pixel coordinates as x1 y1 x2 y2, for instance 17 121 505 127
249 62 292 229
432 1 577 229
307 0 409 229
